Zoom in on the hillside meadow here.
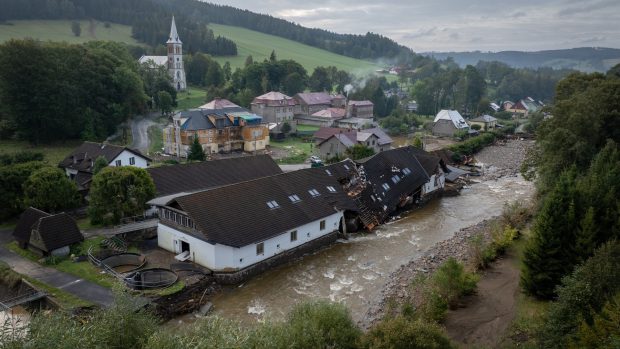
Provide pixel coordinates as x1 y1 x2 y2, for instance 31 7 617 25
0 20 140 45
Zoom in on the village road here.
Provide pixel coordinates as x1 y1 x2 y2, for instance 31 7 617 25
0 241 114 307
130 113 159 153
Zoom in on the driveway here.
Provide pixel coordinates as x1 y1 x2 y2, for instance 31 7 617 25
130 112 160 153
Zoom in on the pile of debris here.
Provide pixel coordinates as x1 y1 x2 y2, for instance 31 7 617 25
151 276 220 321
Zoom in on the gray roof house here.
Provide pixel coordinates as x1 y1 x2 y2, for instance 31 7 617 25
13 208 84 256
432 110 470 137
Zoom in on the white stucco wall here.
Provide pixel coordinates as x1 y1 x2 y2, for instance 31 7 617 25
422 170 446 196
157 212 343 271
110 150 149 168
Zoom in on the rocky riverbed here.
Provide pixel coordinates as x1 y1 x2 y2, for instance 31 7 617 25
475 139 534 180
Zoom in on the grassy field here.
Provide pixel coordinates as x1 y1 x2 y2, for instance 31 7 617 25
209 24 381 74
176 86 208 110
0 139 82 165
269 136 316 164
0 20 140 45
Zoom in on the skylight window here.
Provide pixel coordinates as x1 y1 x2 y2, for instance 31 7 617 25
326 186 336 193
288 194 301 203
308 189 320 197
402 168 411 175
382 183 390 191
343 164 350 170
266 200 280 209
325 169 332 176
391 175 401 184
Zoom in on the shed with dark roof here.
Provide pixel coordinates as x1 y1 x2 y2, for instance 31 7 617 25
13 208 84 256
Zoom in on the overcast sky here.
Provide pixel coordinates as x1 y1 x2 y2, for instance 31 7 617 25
207 0 620 52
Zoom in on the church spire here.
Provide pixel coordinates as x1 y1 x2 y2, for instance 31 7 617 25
167 16 181 44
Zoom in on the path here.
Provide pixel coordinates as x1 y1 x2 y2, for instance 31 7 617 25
443 250 520 348
0 245 114 308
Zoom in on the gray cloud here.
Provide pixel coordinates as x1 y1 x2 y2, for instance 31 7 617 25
206 0 620 52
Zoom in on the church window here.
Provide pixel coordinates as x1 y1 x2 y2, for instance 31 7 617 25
177 71 180 78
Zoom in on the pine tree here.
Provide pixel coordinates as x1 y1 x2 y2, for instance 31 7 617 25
522 169 580 299
187 136 206 161
269 50 277 62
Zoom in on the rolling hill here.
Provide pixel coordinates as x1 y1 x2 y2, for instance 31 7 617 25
424 47 620 72
0 20 140 45
208 24 381 73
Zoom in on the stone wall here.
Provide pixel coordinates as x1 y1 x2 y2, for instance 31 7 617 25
214 231 339 284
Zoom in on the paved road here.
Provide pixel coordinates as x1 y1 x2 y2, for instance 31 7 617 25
130 113 159 153
0 245 114 307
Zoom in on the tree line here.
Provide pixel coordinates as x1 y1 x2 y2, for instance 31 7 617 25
0 0 237 56
0 39 176 144
517 65 620 347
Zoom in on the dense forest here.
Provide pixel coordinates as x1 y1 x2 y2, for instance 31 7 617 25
0 0 237 55
517 65 620 347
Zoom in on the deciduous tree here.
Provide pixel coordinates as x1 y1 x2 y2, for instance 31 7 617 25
22 167 80 212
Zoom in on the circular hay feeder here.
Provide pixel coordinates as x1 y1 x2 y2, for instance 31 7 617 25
124 268 178 290
100 253 147 273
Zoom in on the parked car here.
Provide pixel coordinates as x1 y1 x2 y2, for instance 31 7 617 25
310 155 321 163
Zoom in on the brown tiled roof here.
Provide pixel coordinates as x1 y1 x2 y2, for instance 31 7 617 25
311 108 346 119
251 92 297 107
59 142 149 173
13 208 83 252
313 127 356 141
170 169 355 247
198 98 240 109
147 155 282 197
295 92 332 106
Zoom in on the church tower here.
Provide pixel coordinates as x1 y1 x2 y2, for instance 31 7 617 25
167 16 186 91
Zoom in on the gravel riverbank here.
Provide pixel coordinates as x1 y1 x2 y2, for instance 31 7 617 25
361 139 532 328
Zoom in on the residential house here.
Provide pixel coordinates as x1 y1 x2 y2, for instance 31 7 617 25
406 147 449 200
406 101 418 112
250 92 299 133
59 142 150 193
346 100 374 119
155 169 356 280
146 155 283 211
13 207 84 257
163 98 270 157
294 108 346 128
469 115 498 131
294 92 333 115
506 97 542 116
315 127 393 158
432 109 470 137
502 101 515 111
334 117 375 130
353 146 431 228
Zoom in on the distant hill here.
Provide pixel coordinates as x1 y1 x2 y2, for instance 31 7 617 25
208 24 380 73
423 47 620 72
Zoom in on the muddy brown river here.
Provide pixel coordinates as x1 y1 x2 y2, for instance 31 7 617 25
173 175 533 326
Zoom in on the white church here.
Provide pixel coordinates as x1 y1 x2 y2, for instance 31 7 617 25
139 17 187 91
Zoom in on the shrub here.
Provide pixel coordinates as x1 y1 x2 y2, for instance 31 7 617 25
361 316 453 349
432 258 478 309
285 301 361 349
570 292 620 349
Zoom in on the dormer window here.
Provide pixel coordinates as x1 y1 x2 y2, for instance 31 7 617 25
308 189 320 197
266 200 280 209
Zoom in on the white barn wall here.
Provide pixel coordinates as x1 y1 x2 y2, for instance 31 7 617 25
157 212 342 271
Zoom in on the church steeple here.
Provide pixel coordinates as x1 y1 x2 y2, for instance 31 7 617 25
167 16 181 44
166 16 186 91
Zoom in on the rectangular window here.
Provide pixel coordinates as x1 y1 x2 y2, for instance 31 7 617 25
129 157 135 165
382 183 390 191
391 175 401 184
320 220 326 230
290 230 297 242
325 169 332 176
115 160 122 166
326 186 336 193
403 168 411 175
256 242 264 255
288 194 301 203
343 164 350 170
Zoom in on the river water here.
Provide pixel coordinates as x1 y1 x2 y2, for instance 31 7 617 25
176 175 533 325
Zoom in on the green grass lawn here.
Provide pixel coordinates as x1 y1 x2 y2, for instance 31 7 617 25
0 139 82 166
209 24 381 74
0 20 141 45
296 124 320 132
176 86 208 111
270 136 316 164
